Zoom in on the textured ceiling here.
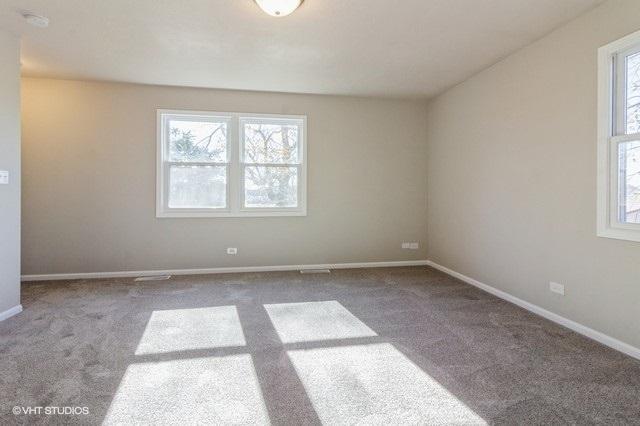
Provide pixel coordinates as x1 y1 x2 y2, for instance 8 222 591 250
0 0 604 98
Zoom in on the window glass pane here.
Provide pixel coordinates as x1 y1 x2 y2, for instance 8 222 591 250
169 119 228 162
626 52 640 134
169 165 226 209
243 122 299 164
619 140 640 224
244 166 298 208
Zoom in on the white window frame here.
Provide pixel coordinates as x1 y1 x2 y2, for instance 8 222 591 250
157 109 307 218
597 29 640 242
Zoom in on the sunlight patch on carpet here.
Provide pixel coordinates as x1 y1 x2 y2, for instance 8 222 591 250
264 300 377 344
288 343 486 425
135 306 246 355
104 355 270 425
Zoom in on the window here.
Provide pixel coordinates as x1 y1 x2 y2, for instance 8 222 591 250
157 110 306 217
597 30 640 242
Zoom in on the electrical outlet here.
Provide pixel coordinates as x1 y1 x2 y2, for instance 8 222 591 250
0 171 8 185
226 248 238 255
401 242 420 250
550 281 565 296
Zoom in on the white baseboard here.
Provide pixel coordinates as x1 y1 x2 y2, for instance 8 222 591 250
427 260 640 361
21 260 431 282
0 304 23 321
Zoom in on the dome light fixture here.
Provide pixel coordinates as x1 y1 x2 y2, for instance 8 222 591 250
254 0 303 17
22 12 50 28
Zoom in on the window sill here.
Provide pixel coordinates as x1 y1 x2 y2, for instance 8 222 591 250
156 210 307 218
597 226 640 243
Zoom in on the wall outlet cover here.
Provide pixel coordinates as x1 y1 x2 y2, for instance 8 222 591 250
550 281 565 296
227 248 238 255
401 242 420 250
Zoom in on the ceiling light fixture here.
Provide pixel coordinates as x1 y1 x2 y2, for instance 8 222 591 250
254 0 303 17
22 12 50 28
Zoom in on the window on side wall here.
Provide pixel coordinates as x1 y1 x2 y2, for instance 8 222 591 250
597 30 640 242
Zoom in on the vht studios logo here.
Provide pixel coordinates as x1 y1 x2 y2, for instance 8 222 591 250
13 406 89 416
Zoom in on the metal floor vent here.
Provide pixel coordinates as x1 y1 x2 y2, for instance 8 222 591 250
134 275 172 282
299 269 331 274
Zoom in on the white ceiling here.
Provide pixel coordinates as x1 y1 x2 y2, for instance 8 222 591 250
1 0 603 99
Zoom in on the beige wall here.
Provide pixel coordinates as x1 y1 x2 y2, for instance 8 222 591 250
426 0 640 349
0 31 21 315
21 78 428 274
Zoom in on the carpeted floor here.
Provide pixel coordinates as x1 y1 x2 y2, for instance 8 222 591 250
1 266 639 425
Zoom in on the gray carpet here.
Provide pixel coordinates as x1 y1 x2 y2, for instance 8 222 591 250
1 266 639 425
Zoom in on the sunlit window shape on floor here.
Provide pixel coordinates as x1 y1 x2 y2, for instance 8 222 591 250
288 343 486 425
104 355 270 425
263 300 377 344
135 306 246 355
